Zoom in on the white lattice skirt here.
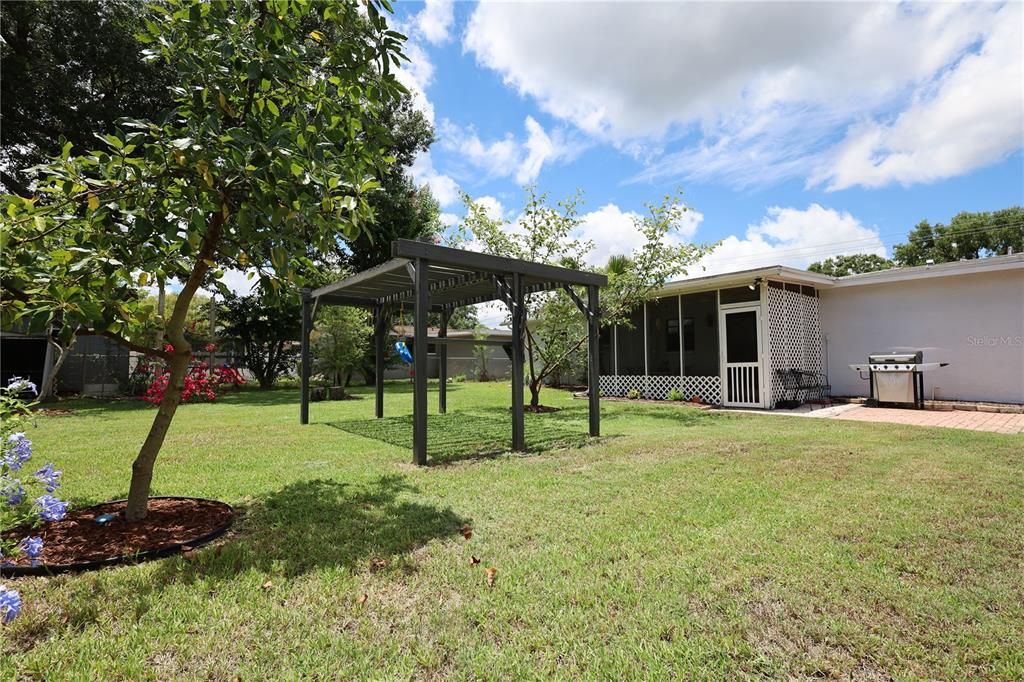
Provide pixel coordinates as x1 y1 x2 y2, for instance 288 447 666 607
598 375 722 404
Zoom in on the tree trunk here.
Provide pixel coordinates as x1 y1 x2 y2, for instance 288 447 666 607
124 204 224 522
529 379 542 407
39 336 76 400
124 348 190 521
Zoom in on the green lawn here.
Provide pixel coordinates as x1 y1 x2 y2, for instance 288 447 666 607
3 382 1022 680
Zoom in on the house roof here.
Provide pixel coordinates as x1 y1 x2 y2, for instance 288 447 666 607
653 253 1024 297
655 265 832 297
828 252 1024 288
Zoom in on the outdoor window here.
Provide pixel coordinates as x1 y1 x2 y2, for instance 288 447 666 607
665 318 679 352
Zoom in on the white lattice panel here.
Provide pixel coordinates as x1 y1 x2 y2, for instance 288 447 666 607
599 375 722 404
766 284 823 406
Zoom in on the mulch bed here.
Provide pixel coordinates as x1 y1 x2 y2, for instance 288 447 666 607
35 408 75 416
510 404 562 414
1 497 233 576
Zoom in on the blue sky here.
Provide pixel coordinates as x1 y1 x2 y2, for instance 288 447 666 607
390 0 1023 286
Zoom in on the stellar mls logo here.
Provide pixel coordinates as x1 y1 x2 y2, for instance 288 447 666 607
967 335 1024 347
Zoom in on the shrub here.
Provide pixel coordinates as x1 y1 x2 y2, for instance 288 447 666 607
141 344 245 405
626 388 642 400
1 377 70 623
667 388 684 401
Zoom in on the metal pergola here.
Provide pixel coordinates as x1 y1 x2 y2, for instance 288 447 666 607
299 238 608 465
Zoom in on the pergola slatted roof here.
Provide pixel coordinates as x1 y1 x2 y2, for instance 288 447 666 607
311 239 605 312
300 239 607 465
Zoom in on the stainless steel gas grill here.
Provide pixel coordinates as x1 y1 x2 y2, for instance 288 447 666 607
848 351 949 409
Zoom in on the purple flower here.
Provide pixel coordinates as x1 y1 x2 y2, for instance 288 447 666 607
3 433 32 471
18 536 43 559
35 494 67 522
1 478 25 506
6 376 38 396
33 463 61 492
0 585 20 623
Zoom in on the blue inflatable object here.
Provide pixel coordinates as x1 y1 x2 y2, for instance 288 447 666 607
394 340 414 364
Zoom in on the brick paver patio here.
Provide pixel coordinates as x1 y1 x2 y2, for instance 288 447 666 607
833 405 1024 434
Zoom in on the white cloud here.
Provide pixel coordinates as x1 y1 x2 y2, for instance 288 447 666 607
812 9 1024 190
689 204 885 277
410 152 460 208
465 2 1021 189
415 0 454 45
475 301 509 329
472 195 505 221
439 116 579 184
395 41 436 123
576 203 704 268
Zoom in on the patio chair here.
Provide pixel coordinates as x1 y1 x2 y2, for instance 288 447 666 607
775 369 831 409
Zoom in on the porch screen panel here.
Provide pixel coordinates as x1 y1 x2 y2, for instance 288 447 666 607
598 325 614 375
681 291 718 377
616 306 646 375
646 297 681 376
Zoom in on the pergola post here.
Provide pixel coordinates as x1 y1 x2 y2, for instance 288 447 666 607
587 284 601 437
374 305 386 419
510 273 526 451
299 288 312 425
438 310 449 414
412 257 429 465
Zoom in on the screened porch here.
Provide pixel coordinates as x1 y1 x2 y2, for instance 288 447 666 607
598 277 826 409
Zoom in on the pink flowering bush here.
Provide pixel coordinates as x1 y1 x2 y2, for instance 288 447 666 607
137 343 245 406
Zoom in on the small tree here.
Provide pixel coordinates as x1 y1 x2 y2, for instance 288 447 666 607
471 324 491 381
219 289 302 390
2 1 407 521
462 187 710 407
312 307 371 390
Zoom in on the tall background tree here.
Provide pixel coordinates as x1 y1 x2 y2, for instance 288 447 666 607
808 253 894 277
893 207 1023 265
2 0 407 521
219 290 302 390
0 0 174 197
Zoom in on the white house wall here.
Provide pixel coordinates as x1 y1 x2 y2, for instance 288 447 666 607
819 269 1024 404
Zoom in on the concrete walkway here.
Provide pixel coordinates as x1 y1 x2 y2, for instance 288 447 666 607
719 403 1023 434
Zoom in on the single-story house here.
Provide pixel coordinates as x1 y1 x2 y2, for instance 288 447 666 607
381 326 513 381
598 253 1023 407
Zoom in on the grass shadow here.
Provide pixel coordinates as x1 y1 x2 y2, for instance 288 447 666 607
327 412 591 465
154 475 467 582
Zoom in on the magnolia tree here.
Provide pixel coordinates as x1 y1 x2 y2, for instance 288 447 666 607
462 188 711 407
1 1 407 521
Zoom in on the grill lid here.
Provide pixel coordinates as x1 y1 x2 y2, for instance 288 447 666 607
867 351 922 364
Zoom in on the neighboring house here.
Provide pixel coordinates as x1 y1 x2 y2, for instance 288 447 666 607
384 326 513 381
0 324 131 396
599 254 1024 407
